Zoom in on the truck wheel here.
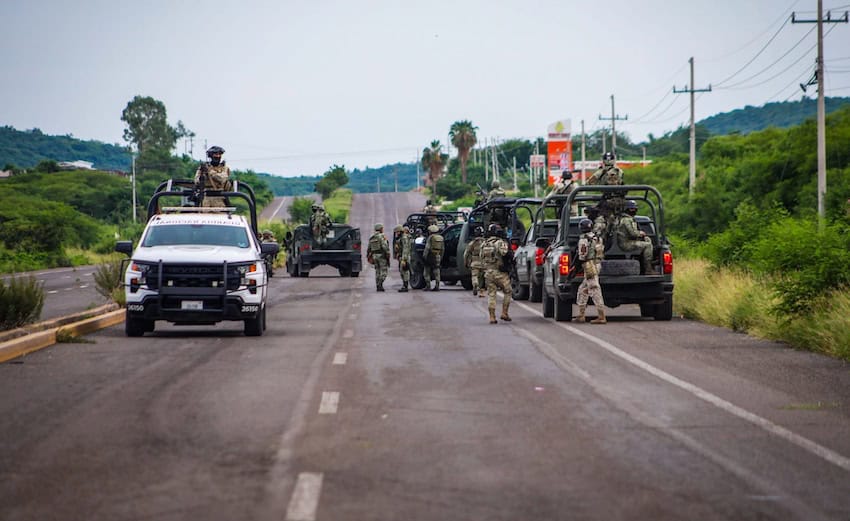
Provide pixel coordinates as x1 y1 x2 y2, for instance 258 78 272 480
338 266 351 277
460 277 473 290
125 311 147 337
351 271 360 278
639 303 654 317
244 306 265 336
529 275 543 303
654 295 673 321
542 286 554 318
512 269 530 301
291 264 300 277
301 269 310 278
410 266 426 289
554 295 571 322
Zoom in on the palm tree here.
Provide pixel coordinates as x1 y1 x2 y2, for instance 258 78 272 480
420 140 447 189
449 120 478 184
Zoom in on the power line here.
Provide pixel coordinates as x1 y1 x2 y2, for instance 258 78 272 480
714 16 792 86
704 0 801 63
717 25 816 89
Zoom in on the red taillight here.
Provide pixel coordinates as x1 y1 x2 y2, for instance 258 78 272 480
558 253 570 276
511 242 519 251
534 247 545 266
663 251 673 274
353 242 361 250
300 244 311 252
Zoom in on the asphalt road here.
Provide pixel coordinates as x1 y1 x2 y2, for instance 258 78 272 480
260 194 318 223
1 266 110 321
1 192 849 521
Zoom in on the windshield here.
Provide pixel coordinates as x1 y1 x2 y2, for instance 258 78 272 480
142 224 251 248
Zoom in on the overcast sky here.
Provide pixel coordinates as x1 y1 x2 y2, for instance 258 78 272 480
2 0 849 176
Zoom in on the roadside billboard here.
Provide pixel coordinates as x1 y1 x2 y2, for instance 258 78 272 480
547 119 572 186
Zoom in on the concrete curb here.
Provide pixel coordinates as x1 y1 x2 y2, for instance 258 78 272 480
0 309 125 364
0 303 120 343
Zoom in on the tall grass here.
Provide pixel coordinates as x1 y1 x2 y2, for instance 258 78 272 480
674 258 850 361
324 189 353 223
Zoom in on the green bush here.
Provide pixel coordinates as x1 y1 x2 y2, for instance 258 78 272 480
93 259 126 306
0 275 44 330
288 197 314 224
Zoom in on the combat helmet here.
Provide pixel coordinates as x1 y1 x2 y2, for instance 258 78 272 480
602 151 615 167
206 145 225 166
624 200 638 215
491 180 501 189
374 223 384 231
393 225 403 233
427 224 439 233
579 219 593 233
487 223 503 237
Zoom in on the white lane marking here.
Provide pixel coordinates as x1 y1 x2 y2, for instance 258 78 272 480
47 290 59 294
272 197 287 219
516 301 850 473
64 287 73 291
79 284 88 289
353 292 361 299
318 392 339 414
285 472 324 521
349 313 357 320
343 329 353 338
333 352 348 365
352 301 360 308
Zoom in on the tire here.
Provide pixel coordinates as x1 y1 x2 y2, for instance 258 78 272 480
542 284 554 318
351 271 360 278
512 268 530 301
125 311 147 337
144 320 156 332
301 270 310 278
554 295 572 322
460 277 473 290
601 259 640 276
291 263 300 277
338 265 351 277
654 295 673 321
244 305 265 336
639 303 654 317
445 280 458 286
529 272 543 303
410 264 426 289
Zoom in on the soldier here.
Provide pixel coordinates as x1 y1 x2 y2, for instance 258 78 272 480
480 223 512 324
367 223 390 292
422 199 437 214
261 229 276 242
588 152 626 215
194 145 232 207
547 170 578 216
463 225 486 297
309 203 332 246
615 200 653 275
393 225 412 292
486 179 506 201
423 224 444 291
587 152 624 186
584 205 607 238
574 218 607 324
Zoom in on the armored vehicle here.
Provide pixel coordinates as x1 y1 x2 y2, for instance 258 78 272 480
402 211 467 289
284 223 362 277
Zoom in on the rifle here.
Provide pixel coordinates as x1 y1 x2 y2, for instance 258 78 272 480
191 161 209 206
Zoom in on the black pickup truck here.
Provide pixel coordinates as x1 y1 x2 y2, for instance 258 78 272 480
403 212 467 289
284 223 362 277
539 185 674 321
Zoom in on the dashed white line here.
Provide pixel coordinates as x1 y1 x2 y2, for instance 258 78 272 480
79 284 88 289
515 301 850 473
352 301 360 308
349 313 357 320
285 472 324 521
47 290 59 294
343 329 353 339
318 392 339 414
332 352 348 365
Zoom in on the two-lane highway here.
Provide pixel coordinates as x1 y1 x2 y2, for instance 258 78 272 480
2 266 108 321
1 192 848 521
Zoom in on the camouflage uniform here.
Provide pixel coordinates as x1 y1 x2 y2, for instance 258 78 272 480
393 226 412 292
486 186 506 201
463 236 486 296
194 163 232 207
367 225 390 291
588 164 626 215
575 231 606 323
548 179 578 216
310 207 332 246
480 236 512 323
615 214 653 274
592 215 608 237
424 226 444 290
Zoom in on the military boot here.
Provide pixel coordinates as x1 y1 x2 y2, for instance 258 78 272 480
433 281 440 291
488 308 497 324
500 306 512 322
377 282 385 292
591 308 607 324
574 305 586 323
398 281 408 293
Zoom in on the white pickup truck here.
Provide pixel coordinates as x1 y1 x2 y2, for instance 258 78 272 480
115 180 278 337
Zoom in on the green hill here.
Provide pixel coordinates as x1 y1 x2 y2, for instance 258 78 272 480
698 96 850 136
0 126 131 171
260 162 420 196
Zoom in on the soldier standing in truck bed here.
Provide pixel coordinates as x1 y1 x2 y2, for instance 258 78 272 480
194 145 232 207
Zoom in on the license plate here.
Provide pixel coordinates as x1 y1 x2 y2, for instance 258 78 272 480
181 300 203 310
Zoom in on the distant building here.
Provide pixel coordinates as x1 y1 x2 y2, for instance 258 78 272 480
57 160 94 170
0 170 12 178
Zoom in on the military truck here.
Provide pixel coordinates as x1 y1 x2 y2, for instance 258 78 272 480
402 212 467 289
284 223 362 277
538 184 674 322
115 179 278 337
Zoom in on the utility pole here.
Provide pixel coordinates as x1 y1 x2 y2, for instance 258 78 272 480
793 2 848 221
484 138 490 182
131 153 137 223
394 167 398 192
416 149 421 190
513 156 517 191
601 128 607 154
674 57 712 197
581 119 586 184
598 95 628 156
533 140 539 198
642 146 647 165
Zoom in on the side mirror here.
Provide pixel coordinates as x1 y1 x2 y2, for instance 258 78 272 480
115 240 133 256
535 238 550 249
261 242 280 256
